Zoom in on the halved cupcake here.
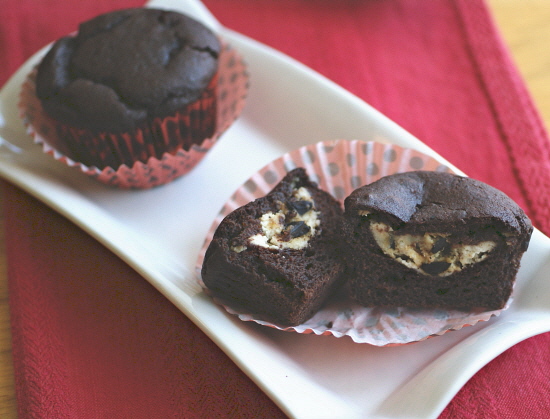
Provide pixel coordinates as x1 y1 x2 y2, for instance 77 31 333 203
343 171 533 310
201 168 347 326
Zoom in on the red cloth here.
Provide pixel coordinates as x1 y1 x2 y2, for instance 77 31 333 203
1 0 550 417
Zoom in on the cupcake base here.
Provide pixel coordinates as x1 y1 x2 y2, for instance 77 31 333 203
51 73 217 169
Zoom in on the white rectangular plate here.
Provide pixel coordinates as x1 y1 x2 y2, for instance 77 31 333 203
1 1 549 418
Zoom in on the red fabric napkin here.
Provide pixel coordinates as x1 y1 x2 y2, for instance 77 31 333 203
2 0 550 417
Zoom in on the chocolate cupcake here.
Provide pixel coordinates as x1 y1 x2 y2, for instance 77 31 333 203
35 8 221 170
343 171 533 311
21 8 248 188
201 168 347 326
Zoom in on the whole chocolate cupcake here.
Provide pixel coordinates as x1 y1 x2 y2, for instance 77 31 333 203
34 8 221 169
343 171 533 311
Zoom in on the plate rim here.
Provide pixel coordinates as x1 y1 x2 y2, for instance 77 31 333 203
1 2 550 418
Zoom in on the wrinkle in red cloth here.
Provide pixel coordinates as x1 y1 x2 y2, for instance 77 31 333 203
1 0 550 418
3 183 286 419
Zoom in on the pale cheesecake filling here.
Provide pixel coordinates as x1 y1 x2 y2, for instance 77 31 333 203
232 187 320 252
363 214 497 276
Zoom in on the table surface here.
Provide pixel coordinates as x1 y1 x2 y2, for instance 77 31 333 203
1 1 550 417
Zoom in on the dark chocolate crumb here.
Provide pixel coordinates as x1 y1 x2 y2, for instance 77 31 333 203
288 200 313 215
287 221 311 238
431 237 450 254
421 261 451 275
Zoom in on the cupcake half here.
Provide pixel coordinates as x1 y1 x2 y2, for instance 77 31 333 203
201 168 347 326
342 171 533 311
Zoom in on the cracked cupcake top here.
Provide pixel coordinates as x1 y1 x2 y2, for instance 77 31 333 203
36 8 220 132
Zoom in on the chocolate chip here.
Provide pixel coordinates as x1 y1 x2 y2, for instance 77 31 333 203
288 200 313 215
431 237 450 254
421 261 451 275
287 221 311 238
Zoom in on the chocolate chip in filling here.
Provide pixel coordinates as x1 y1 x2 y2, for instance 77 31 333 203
232 187 320 252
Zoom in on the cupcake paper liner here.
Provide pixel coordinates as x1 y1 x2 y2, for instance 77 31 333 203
51 73 218 169
19 43 248 189
196 140 507 346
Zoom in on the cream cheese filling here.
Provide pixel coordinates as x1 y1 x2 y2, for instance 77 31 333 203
232 187 320 252
367 218 497 277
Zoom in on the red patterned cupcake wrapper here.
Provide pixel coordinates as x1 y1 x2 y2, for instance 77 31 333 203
54 73 217 169
20 43 248 189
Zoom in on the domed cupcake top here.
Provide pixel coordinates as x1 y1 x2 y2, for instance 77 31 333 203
36 8 221 132
344 171 532 236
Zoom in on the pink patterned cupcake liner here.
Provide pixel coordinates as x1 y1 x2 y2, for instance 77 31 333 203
49 72 218 169
196 140 507 346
